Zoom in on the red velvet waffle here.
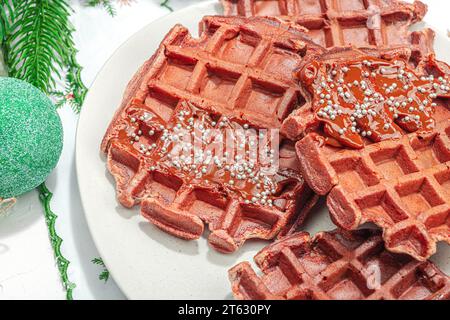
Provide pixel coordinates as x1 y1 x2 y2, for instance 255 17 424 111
290 48 450 261
222 0 432 60
101 16 322 253
229 229 450 300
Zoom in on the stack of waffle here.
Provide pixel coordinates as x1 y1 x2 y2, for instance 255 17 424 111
101 0 449 299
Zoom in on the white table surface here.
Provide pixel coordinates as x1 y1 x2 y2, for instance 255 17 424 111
0 0 448 300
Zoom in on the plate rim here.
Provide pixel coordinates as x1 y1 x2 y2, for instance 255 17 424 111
76 0 221 299
76 1 450 299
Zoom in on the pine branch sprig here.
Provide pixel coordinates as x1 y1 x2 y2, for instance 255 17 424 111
7 1 71 92
3 0 88 112
86 0 116 17
0 0 15 71
92 257 105 266
99 270 110 282
0 0 14 47
92 257 110 283
50 52 88 113
160 0 173 12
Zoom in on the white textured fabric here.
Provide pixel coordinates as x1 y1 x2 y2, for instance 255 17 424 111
0 0 447 300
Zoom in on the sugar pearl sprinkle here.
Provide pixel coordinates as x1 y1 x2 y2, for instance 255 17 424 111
306 56 448 149
118 100 290 206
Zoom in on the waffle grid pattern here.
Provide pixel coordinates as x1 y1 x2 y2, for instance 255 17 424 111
222 0 433 64
297 121 450 261
102 16 321 253
229 229 450 300
151 16 322 130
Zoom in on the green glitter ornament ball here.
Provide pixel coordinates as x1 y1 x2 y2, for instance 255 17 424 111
0 78 63 198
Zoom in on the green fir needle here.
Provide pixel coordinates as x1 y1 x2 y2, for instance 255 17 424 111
160 0 174 12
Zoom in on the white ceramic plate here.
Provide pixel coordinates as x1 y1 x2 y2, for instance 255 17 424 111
76 0 450 299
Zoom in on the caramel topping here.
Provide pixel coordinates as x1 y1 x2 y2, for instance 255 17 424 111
301 56 449 149
114 100 299 207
